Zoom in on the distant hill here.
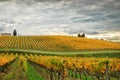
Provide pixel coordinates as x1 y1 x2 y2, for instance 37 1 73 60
0 36 120 51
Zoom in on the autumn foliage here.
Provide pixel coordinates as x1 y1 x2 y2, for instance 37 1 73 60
0 53 17 66
0 36 120 51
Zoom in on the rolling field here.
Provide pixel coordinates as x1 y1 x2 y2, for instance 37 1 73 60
0 36 120 51
0 36 120 80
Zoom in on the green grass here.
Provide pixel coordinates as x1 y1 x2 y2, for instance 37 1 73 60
26 62 45 80
68 70 94 80
0 48 120 57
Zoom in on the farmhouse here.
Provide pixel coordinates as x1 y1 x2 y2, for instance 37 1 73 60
1 33 11 36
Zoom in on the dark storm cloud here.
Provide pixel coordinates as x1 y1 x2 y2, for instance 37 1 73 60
0 0 120 41
68 0 120 33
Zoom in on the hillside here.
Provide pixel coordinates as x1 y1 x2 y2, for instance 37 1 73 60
0 36 120 51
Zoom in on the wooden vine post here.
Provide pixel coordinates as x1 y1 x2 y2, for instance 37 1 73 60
106 61 110 80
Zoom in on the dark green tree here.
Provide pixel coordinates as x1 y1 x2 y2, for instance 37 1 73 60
78 33 85 37
78 34 81 37
81 33 85 37
13 29 17 36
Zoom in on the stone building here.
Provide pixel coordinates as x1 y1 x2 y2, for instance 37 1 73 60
1 33 11 36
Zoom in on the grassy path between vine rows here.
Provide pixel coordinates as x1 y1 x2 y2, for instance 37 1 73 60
0 55 45 80
0 48 120 57
26 62 45 80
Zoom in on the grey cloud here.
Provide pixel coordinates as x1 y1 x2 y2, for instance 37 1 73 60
35 0 63 2
0 0 120 42
0 0 8 1
88 32 100 35
71 16 107 23
106 13 120 19
0 27 4 31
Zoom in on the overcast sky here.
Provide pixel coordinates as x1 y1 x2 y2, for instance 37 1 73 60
0 0 120 42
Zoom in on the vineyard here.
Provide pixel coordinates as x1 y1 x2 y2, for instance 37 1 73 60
0 36 120 51
0 36 120 80
0 53 120 80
